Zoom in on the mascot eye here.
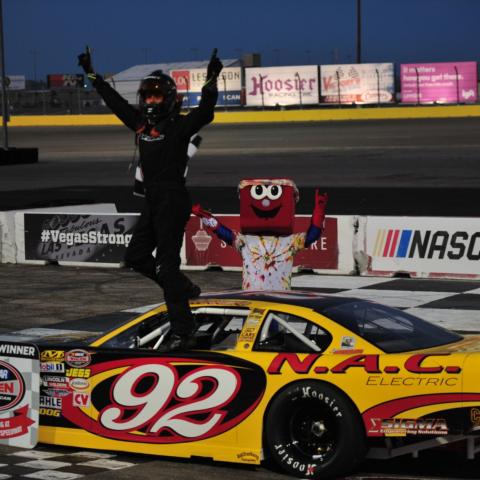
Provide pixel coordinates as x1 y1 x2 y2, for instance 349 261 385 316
250 185 267 200
267 185 283 200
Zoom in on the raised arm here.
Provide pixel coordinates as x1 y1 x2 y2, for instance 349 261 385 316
304 189 328 248
78 46 143 132
192 204 235 245
181 48 223 137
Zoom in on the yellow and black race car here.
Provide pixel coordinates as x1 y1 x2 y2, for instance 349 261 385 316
13 290 480 479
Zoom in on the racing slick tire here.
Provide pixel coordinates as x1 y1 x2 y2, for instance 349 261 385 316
265 381 366 479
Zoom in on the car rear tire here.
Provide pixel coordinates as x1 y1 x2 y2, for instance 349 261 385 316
265 381 366 479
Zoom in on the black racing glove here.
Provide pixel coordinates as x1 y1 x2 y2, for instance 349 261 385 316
78 45 103 85
78 45 94 74
206 48 223 84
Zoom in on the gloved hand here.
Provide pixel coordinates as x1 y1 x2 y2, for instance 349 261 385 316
78 45 94 74
206 48 223 81
311 189 328 228
192 204 219 230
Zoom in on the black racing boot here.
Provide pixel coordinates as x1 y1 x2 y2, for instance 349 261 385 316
187 283 201 299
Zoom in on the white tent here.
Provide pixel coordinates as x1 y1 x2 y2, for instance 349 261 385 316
107 59 240 104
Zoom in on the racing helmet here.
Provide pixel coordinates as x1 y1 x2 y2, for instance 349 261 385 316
138 70 179 123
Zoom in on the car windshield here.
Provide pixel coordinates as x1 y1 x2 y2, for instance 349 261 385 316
321 300 462 353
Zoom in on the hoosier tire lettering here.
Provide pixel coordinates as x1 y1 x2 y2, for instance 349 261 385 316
265 381 366 479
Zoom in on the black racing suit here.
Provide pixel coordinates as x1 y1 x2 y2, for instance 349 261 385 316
93 78 217 336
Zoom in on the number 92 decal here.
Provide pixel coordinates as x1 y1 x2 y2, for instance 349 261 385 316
61 356 266 443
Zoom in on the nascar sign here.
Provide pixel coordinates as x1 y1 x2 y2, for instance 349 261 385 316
364 216 480 278
170 67 242 107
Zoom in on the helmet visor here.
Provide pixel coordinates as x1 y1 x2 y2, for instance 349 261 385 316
138 78 168 100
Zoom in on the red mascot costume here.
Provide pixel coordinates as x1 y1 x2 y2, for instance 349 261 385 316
192 178 328 290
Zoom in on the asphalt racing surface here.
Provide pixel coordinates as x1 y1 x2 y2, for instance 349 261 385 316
1 117 480 479
3 117 480 215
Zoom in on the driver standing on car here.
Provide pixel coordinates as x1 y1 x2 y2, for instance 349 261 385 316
77 46 223 351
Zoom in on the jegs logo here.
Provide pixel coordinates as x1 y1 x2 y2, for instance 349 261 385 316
61 356 266 443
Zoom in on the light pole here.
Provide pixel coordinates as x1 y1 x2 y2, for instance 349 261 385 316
30 49 39 82
141 48 151 64
356 0 362 63
295 72 303 108
0 0 7 149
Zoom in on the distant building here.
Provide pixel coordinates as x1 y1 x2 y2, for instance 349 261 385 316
108 58 241 105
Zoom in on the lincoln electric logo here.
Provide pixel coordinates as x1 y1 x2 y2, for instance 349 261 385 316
372 229 480 260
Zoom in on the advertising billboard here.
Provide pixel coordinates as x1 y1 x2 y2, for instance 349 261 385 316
4 75 26 90
47 74 84 89
320 63 394 104
23 213 139 265
245 66 319 107
365 216 480 278
400 61 478 104
185 215 338 271
170 67 242 107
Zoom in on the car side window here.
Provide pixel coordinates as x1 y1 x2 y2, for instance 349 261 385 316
196 312 248 350
254 311 332 353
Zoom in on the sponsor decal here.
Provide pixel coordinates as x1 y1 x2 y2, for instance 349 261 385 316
40 362 64 373
65 349 91 368
42 375 67 384
39 396 62 409
363 393 480 436
42 389 71 398
236 451 260 463
0 361 25 411
470 408 480 427
366 376 459 387
39 407 60 417
40 350 64 362
72 392 90 408
61 357 266 444
42 380 69 390
69 378 89 391
239 327 257 343
340 336 355 348
267 353 462 375
368 417 448 436
372 228 480 261
66 368 91 378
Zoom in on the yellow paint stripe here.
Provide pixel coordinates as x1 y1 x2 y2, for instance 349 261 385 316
7 104 480 127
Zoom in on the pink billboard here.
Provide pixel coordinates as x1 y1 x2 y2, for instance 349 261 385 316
400 61 477 104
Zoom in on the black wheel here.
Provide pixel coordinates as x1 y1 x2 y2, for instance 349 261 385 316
265 381 366 479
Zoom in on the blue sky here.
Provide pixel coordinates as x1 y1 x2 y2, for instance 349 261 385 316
5 0 480 80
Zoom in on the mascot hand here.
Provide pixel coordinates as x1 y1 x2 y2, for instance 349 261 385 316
312 189 328 228
192 204 213 218
192 204 218 230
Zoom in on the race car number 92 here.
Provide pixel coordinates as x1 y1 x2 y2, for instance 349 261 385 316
61 357 266 443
